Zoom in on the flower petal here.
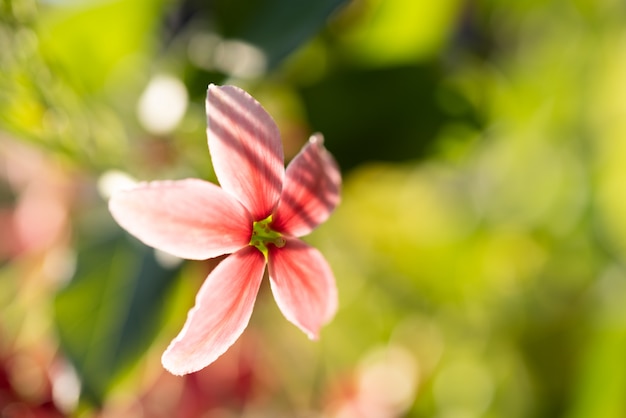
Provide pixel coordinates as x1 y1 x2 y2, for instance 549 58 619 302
109 179 252 260
268 239 338 339
207 84 285 220
162 246 266 375
272 134 341 237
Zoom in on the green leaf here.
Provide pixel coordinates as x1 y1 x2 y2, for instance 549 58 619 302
37 0 162 94
335 0 462 66
54 218 181 406
215 0 349 68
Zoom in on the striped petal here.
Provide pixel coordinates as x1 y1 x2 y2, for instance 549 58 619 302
272 134 341 237
109 179 252 260
162 246 266 375
207 84 285 220
268 239 338 339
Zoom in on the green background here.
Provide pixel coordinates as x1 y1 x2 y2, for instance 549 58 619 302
2 0 626 416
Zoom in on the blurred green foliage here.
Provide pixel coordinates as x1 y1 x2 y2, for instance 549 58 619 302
2 0 626 416
54 210 181 407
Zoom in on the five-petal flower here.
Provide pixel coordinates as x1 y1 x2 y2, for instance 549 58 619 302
109 84 341 375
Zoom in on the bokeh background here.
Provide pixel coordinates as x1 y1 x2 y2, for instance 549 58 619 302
2 0 626 416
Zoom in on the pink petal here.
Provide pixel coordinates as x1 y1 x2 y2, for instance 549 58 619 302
268 239 338 339
109 179 252 260
272 134 341 237
162 246 266 375
206 84 285 220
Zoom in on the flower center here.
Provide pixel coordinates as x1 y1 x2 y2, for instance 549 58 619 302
249 215 286 259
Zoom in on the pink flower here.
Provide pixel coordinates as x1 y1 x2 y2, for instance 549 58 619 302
109 84 341 375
